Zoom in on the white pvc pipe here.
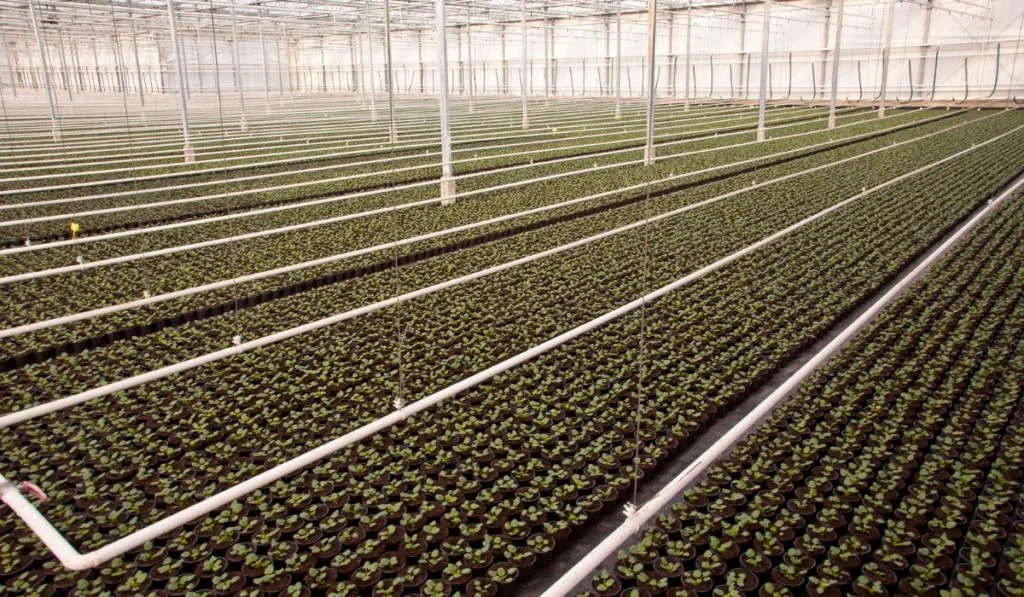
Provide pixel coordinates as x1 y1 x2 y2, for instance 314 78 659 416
538 161 1024 597
0 109 981 336
0 107 897 269
0 105 805 214
2 116 1014 432
7 123 1019 573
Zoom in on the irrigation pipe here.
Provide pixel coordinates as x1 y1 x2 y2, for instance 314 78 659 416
3 120 1021 573
0 109 980 336
0 102 736 177
0 108 861 242
1 115 1014 430
0 108 923 280
0 105 790 192
538 162 1024 597
0 108 815 216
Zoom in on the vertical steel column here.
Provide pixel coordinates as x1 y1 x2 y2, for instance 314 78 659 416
436 0 456 204
467 1 474 112
194 27 205 93
878 0 897 117
418 29 424 94
258 9 269 108
543 6 550 100
230 2 247 131
615 2 622 119
275 30 284 98
598 18 606 96
28 0 60 141
166 0 194 161
177 18 190 97
384 0 397 142
127 0 145 105
456 27 463 94
684 0 692 110
916 0 933 93
828 0 845 128
501 26 507 94
365 12 377 121
325 36 332 94
756 0 772 141
739 4 748 99
819 0 832 101
644 0 657 165
667 12 674 97
521 0 528 129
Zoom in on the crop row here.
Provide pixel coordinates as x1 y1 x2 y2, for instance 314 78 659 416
2 105 1021 597
0 105 836 242
0 110 990 379
589 188 1024 597
0 105 877 277
0 104 784 204
0 103 731 185
0 108 948 357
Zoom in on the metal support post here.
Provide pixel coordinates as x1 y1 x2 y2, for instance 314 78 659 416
127 0 145 105
365 13 377 121
28 0 60 141
230 2 247 131
521 0 528 129
756 0 772 141
384 0 397 142
684 0 692 109
166 0 194 161
828 0 845 128
436 0 456 204
258 9 270 108
615 3 622 119
878 0 896 117
644 0 657 165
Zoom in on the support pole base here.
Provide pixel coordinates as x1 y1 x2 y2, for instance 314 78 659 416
644 145 656 166
183 144 195 163
440 178 456 205
51 124 61 143
756 127 767 142
240 114 248 132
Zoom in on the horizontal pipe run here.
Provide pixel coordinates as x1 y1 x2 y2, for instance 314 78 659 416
0 113 1010 432
4 119 1019 573
538 165 1024 597
0 109 979 337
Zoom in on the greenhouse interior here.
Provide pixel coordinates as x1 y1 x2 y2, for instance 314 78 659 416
1 0 1024 594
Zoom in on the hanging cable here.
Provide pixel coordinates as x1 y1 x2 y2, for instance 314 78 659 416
954 57 969 104
985 42 1001 99
786 52 792 100
857 60 864 101
930 46 940 100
